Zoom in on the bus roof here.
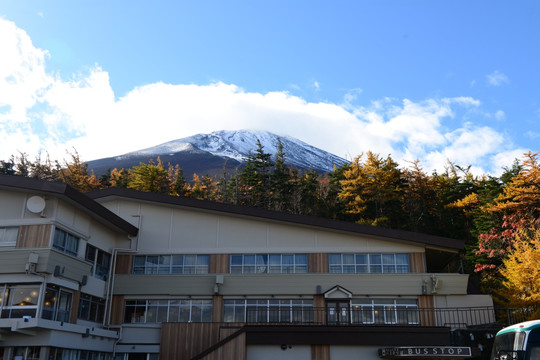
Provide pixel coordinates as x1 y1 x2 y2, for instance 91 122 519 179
497 320 540 336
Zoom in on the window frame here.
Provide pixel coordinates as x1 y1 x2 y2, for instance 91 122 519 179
229 254 308 274
85 245 111 280
41 285 72 322
0 226 19 246
0 284 41 319
223 298 314 323
124 299 212 323
78 293 105 323
329 253 410 274
132 254 210 275
52 228 79 257
350 298 419 325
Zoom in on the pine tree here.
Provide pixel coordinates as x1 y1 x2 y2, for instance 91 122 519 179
0 156 16 175
489 151 540 219
401 160 438 233
127 158 170 193
338 152 402 227
270 139 293 211
190 173 217 200
168 163 190 196
55 150 101 192
237 139 273 208
31 152 56 181
318 163 351 220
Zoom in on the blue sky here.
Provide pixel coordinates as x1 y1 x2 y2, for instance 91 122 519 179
0 1 538 175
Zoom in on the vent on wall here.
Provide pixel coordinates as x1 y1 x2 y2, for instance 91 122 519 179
26 195 46 215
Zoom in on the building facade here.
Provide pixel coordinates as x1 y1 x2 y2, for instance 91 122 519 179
0 175 497 360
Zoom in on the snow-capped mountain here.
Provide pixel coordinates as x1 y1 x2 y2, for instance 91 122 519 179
87 130 348 177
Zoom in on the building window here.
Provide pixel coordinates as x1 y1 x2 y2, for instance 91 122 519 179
114 354 159 360
328 253 410 273
0 284 40 319
124 299 212 323
11 347 41 360
78 294 105 323
0 226 18 245
53 228 79 256
42 285 72 322
350 298 418 325
132 255 209 274
85 245 111 280
223 299 314 323
229 254 308 274
50 348 113 360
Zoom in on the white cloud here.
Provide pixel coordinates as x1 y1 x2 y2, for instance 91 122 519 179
0 18 528 176
486 70 509 87
494 110 505 121
491 149 529 174
0 18 52 124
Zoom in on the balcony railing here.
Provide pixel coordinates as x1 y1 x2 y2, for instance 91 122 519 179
242 306 530 329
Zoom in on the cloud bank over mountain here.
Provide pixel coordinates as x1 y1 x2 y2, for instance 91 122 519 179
0 18 526 175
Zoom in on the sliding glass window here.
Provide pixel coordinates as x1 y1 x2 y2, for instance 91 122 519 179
329 253 410 273
124 299 212 323
223 299 313 323
229 254 308 274
132 255 209 274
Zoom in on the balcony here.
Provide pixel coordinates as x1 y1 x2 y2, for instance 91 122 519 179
239 306 529 330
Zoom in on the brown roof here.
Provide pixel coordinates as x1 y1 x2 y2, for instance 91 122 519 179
88 187 464 251
0 175 138 236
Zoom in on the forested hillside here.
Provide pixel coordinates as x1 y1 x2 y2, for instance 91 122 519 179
1 144 539 311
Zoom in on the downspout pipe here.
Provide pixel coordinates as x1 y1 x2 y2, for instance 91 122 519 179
103 215 141 328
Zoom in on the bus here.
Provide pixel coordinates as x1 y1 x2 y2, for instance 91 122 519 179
491 320 540 360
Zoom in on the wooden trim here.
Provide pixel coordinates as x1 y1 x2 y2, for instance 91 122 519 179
418 295 435 326
70 289 81 324
161 323 246 360
110 295 125 325
308 253 328 273
312 344 330 360
409 252 426 273
209 254 229 274
313 295 326 324
115 254 132 274
212 295 223 322
16 224 51 248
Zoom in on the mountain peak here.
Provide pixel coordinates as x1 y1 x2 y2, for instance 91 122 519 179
129 129 347 172
88 129 348 176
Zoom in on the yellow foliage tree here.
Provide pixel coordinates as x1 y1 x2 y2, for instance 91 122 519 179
338 152 402 227
499 221 540 315
489 151 540 218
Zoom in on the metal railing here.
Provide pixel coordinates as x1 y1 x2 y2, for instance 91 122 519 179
241 306 531 329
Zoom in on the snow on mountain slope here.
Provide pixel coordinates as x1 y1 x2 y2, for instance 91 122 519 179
127 129 348 173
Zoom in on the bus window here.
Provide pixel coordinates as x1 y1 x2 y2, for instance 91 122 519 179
491 331 526 360
527 347 540 360
526 328 540 360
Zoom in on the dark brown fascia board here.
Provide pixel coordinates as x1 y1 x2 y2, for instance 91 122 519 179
0 175 138 236
88 187 464 252
243 325 451 346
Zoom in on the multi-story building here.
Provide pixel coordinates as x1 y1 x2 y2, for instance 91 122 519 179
0 175 498 360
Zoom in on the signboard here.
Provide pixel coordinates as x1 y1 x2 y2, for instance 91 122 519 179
378 346 472 358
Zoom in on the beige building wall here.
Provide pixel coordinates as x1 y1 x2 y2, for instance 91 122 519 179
100 199 425 255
